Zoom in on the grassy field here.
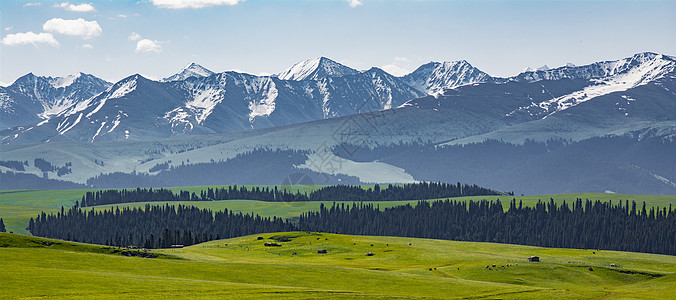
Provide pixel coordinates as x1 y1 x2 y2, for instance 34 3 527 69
2 186 676 234
1 231 675 299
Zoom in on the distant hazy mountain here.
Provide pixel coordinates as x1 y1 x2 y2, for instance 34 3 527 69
0 72 111 129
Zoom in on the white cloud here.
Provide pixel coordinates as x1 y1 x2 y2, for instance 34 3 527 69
152 0 243 9
5 26 13 31
345 0 363 8
394 56 410 63
135 39 162 53
23 2 42 7
117 14 128 18
1 32 59 47
82 43 93 49
128 32 141 41
55 2 96 12
43 18 102 39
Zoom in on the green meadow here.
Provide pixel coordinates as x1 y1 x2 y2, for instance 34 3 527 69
1 231 675 299
1 187 676 234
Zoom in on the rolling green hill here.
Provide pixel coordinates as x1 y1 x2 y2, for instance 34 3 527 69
1 232 674 299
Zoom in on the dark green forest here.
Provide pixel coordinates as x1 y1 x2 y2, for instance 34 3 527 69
29 198 676 255
79 182 505 207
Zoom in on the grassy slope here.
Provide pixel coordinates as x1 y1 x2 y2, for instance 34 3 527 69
2 187 675 234
2 232 675 299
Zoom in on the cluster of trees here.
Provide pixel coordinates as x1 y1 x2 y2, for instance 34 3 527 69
80 188 203 207
0 160 28 171
79 182 504 207
28 204 293 248
296 199 676 255
28 198 675 255
33 158 72 176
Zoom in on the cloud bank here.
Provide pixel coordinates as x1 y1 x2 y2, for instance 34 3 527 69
55 2 96 12
152 0 243 9
1 32 59 47
136 39 162 53
43 18 102 39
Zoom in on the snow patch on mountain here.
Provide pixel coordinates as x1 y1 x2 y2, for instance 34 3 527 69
110 77 137 99
57 113 82 135
47 73 82 89
248 79 278 122
186 87 224 124
299 151 416 183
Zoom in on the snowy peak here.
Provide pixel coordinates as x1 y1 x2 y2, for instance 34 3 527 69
277 57 359 81
163 63 214 82
514 52 675 82
402 60 493 95
508 52 676 119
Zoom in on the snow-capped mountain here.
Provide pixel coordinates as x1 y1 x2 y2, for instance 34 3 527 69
3 53 674 146
2 52 676 194
512 52 672 83
162 63 214 82
0 72 111 129
1 64 422 144
277 57 359 81
507 52 676 119
402 60 495 95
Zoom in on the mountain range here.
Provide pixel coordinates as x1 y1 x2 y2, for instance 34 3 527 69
1 52 675 195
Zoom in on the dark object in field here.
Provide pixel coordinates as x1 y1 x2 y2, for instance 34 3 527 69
317 249 327 254
121 250 157 258
366 252 374 256
292 252 297 255
273 236 291 242
257 237 264 240
370 244 373 246
264 242 282 247
588 267 594 271
408 243 412 246
528 256 540 262
429 268 432 271
610 264 619 267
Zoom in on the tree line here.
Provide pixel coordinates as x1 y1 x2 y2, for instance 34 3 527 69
297 199 676 255
28 203 292 248
28 198 675 255
79 182 506 207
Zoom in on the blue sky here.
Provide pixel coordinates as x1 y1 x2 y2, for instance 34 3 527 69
1 0 675 85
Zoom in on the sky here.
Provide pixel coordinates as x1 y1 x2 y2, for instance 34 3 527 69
1 0 675 85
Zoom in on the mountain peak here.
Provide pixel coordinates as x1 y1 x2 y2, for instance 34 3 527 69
277 57 359 81
514 52 675 83
403 60 493 95
162 63 214 82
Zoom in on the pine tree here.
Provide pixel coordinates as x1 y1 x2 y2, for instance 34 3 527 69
0 218 5 232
